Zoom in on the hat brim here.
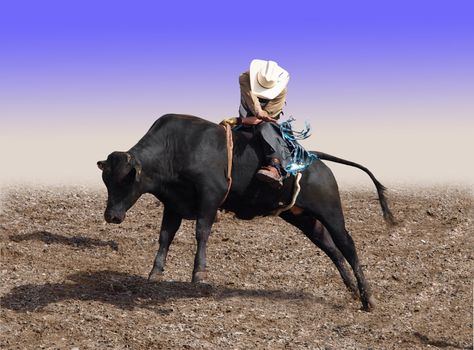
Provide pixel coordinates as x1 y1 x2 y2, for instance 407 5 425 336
249 59 289 99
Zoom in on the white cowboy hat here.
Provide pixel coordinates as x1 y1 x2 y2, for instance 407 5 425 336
249 59 289 99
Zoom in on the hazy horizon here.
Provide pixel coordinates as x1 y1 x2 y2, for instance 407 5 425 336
1 117 472 190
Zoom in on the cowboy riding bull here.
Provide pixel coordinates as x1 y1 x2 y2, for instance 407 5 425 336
97 114 395 311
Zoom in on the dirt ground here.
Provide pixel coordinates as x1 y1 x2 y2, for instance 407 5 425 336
0 184 472 349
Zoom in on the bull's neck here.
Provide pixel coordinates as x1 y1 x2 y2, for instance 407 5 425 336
128 136 174 194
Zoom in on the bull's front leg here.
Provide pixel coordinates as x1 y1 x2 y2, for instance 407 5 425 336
148 207 182 282
192 209 218 283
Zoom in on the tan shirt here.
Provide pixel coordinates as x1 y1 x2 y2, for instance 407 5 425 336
239 71 287 119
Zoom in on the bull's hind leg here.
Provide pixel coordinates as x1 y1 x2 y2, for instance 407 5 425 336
279 211 359 299
148 207 182 281
322 217 375 311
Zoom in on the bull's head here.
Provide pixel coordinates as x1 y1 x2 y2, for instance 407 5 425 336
97 151 142 224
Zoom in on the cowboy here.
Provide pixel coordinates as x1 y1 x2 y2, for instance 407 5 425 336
238 59 292 187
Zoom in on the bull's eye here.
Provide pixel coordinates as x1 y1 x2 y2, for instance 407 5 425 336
120 168 136 186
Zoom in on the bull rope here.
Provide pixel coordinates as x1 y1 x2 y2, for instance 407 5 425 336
219 123 233 206
272 172 302 216
218 122 302 213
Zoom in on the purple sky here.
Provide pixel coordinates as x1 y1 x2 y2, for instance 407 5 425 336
1 0 473 128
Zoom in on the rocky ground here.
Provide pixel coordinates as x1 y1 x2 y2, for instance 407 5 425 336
0 185 472 349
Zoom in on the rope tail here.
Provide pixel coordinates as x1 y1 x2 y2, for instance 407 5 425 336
280 118 318 175
219 124 233 206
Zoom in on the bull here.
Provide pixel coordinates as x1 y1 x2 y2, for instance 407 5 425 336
97 114 395 311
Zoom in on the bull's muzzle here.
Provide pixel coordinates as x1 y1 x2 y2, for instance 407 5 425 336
104 210 125 224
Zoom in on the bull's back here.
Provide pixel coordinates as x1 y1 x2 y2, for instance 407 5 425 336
149 114 222 140
142 114 228 167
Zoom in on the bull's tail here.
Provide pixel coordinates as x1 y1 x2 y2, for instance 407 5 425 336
312 151 396 225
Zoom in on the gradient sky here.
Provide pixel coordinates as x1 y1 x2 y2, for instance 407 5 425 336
1 1 473 186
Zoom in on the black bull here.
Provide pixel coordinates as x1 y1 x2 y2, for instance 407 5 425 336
98 114 395 311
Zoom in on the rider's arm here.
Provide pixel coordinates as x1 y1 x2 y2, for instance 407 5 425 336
239 71 263 116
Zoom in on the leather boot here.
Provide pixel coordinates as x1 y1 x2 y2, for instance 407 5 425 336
256 158 283 188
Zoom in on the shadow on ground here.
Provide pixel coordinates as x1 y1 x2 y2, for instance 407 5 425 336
1 270 323 313
410 331 472 350
9 231 118 251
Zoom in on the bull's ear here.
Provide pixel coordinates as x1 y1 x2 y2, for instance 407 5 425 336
133 162 142 182
97 160 106 171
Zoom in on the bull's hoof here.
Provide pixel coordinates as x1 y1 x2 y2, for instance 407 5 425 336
349 289 360 301
192 271 207 284
148 269 164 282
367 295 377 310
345 284 359 300
362 295 377 312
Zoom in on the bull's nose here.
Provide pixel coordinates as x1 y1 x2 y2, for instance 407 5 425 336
104 212 124 224
110 216 123 224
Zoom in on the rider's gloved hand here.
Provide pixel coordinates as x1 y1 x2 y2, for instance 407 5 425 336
256 110 276 123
